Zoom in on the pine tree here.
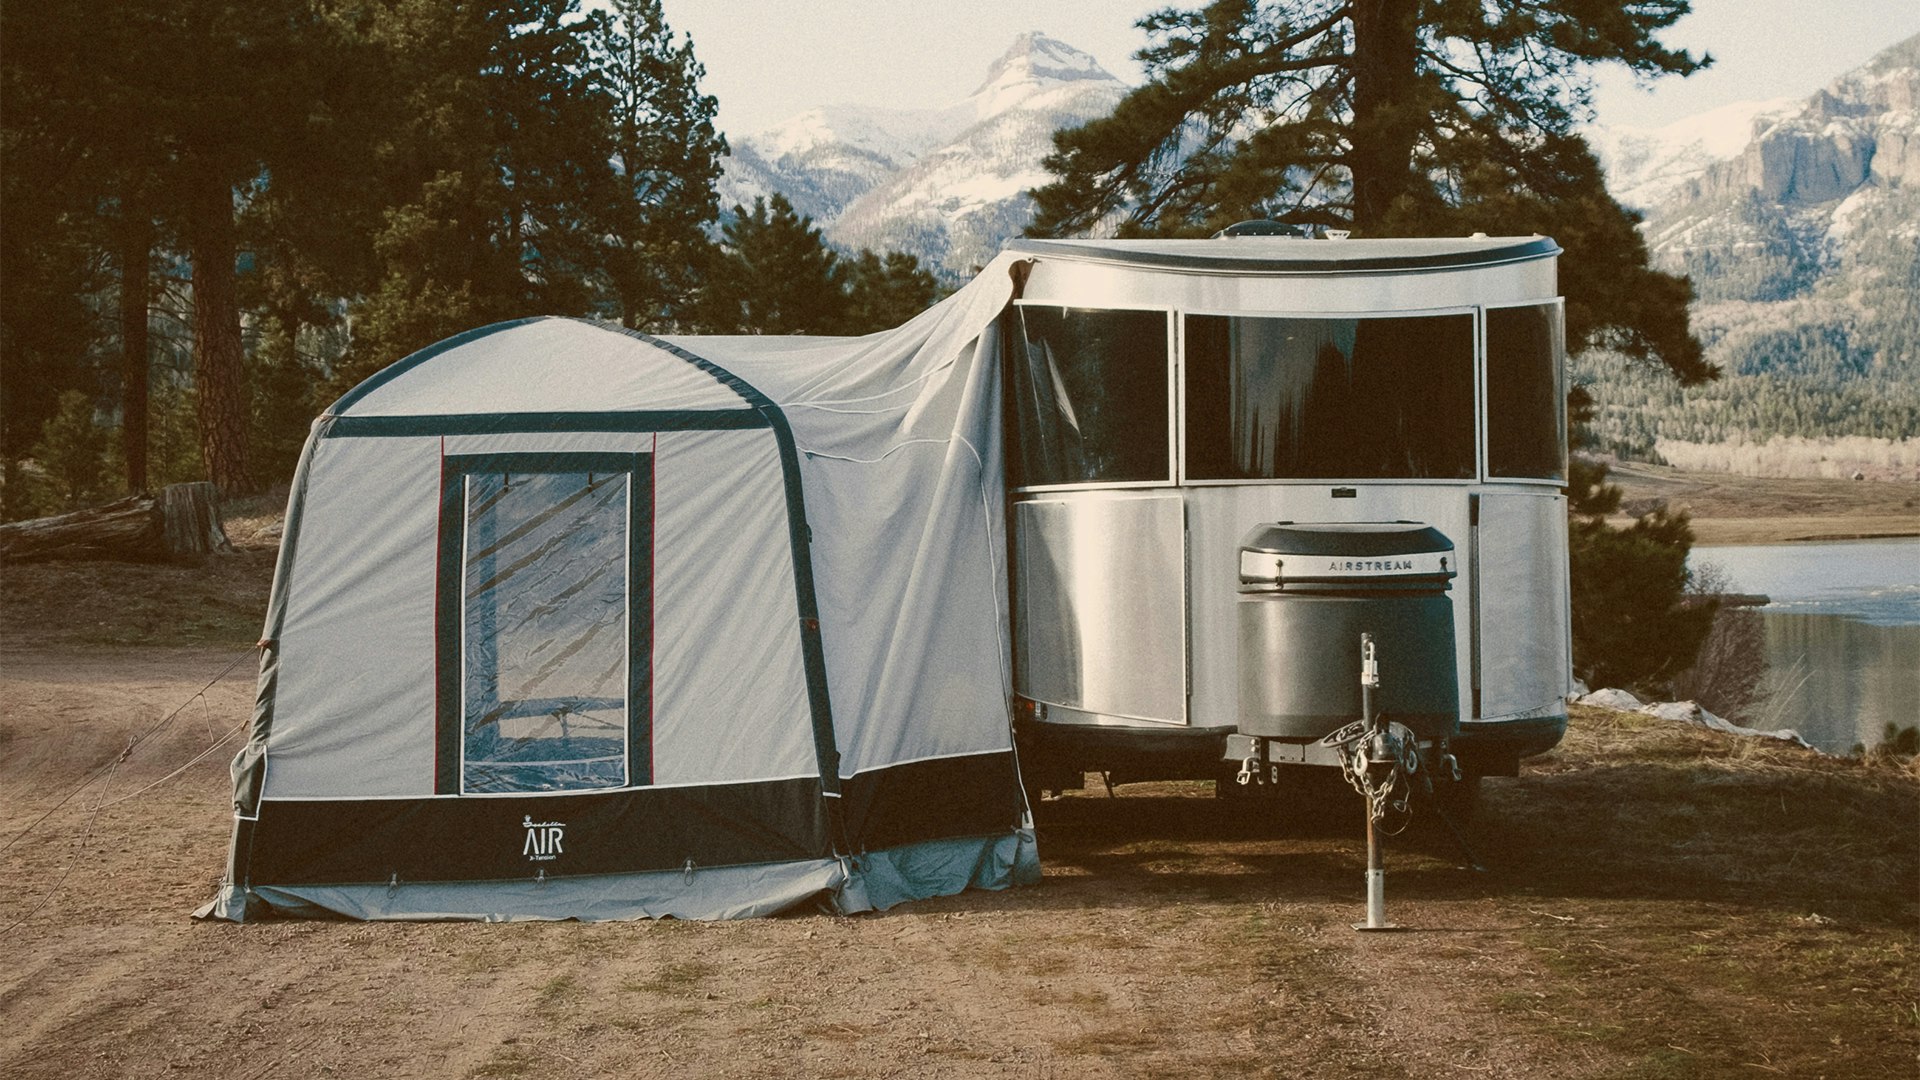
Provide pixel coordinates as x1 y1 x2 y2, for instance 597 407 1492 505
339 0 622 384
842 251 942 335
3 0 357 497
1563 382 1719 692
588 0 727 331
1029 0 1713 384
118 198 155 494
249 316 320 487
700 196 849 335
29 391 114 514
0 2 123 485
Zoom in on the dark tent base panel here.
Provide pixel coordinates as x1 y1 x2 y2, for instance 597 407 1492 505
200 752 1037 923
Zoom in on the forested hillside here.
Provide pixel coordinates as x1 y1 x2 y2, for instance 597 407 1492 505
0 0 939 519
1581 33 1920 469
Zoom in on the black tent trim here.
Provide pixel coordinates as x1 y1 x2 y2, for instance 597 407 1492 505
327 410 766 437
432 451 655 796
246 779 829 886
587 323 850 854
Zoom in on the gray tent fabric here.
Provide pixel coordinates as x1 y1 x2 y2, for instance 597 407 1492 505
202 255 1038 923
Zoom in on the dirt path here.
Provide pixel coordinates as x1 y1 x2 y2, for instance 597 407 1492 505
2 640 1914 1078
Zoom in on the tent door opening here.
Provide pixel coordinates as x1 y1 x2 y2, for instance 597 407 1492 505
434 450 654 795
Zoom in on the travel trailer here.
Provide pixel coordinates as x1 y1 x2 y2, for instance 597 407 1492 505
1001 234 1570 800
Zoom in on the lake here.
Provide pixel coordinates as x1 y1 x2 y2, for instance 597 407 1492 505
1690 539 1920 754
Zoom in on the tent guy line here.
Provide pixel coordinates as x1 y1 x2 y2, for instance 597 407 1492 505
0 647 255 859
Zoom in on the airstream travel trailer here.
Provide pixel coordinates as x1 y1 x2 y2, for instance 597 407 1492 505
1002 233 1571 801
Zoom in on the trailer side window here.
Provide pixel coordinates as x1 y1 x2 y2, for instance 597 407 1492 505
435 452 652 795
1012 306 1170 486
1485 303 1566 481
1184 313 1475 480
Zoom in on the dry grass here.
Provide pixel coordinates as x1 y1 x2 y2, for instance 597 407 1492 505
2 543 1917 1079
1607 461 1920 544
1493 705 1920 926
0 549 274 649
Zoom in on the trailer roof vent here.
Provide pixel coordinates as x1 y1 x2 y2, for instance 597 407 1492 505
1212 219 1304 239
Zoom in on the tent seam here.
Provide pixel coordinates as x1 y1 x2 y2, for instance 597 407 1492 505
573 320 849 857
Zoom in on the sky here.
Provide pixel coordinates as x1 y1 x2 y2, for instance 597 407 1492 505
661 0 1920 137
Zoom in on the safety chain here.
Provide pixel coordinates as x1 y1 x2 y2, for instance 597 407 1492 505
1339 721 1421 836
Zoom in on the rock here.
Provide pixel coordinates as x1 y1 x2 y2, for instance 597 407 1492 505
1577 690 1816 750
1568 677 1591 702
1637 700 1712 724
1578 688 1644 710
1635 699 1817 750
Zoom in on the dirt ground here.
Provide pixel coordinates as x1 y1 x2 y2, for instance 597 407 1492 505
1607 463 1920 545
2 531 1917 1079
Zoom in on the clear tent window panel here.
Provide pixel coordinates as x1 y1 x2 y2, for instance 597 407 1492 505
436 453 652 795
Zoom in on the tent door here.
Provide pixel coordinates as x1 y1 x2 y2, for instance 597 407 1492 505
434 451 654 795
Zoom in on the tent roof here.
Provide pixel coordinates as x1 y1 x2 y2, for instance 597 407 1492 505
334 318 749 418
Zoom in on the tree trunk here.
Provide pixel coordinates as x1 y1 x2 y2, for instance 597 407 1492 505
120 197 153 494
0 482 234 564
189 171 254 495
1348 0 1421 231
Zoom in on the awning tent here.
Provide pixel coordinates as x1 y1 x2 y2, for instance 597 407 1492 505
200 255 1037 922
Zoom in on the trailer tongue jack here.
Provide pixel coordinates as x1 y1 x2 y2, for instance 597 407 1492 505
1334 633 1421 931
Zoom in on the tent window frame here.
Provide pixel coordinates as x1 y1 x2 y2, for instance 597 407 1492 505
434 450 654 796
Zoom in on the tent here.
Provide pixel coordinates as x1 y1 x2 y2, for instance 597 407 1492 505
199 255 1038 922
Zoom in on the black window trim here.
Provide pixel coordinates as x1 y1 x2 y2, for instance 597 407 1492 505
435 450 654 797
1176 303 1483 487
1008 300 1179 494
1480 297 1569 486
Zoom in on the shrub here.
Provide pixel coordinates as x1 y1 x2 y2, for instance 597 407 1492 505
1569 504 1717 694
27 390 115 514
1666 563 1770 721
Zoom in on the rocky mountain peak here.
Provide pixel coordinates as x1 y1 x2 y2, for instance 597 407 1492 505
972 32 1115 99
719 32 1128 271
1594 32 1919 211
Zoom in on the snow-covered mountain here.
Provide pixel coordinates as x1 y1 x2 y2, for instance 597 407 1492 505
1587 97 1800 209
717 32 1128 278
1578 33 1920 454
1591 33 1920 256
1603 34 1918 310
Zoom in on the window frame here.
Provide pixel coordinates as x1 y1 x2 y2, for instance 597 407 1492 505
1176 304 1483 487
434 450 654 797
1480 297 1569 486
1009 300 1179 494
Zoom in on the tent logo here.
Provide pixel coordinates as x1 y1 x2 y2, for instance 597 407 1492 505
522 815 566 862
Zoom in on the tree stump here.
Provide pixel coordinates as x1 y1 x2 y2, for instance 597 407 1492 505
0 482 236 564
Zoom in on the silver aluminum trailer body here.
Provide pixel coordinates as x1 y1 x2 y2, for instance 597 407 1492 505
1003 236 1570 785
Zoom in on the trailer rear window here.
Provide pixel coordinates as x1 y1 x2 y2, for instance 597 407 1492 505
1485 303 1566 480
1185 313 1476 480
1012 306 1171 486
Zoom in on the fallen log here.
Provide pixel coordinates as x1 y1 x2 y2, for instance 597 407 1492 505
0 482 235 564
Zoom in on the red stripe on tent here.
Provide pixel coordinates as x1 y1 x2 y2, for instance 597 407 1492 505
434 435 445 787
